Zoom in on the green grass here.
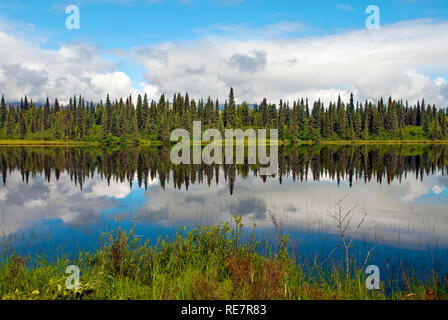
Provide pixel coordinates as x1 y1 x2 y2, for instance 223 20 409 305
1 138 447 148
0 139 99 146
317 140 448 145
1 218 446 300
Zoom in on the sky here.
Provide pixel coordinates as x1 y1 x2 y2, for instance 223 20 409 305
0 0 448 105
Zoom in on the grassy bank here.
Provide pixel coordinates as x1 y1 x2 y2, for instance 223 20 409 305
316 140 448 145
1 219 446 300
0 139 99 146
1 138 448 147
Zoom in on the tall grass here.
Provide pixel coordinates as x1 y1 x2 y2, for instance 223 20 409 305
0 217 446 300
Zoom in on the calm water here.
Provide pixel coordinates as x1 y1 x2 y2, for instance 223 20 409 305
1 144 448 282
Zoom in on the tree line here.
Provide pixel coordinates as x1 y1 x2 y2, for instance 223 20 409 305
0 88 447 144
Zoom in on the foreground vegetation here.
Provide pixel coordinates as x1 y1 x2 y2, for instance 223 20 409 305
1 218 446 300
0 88 447 147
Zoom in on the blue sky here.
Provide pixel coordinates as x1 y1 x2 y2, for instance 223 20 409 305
3 0 447 48
0 0 447 105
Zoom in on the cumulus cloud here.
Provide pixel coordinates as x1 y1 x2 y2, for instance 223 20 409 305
0 27 139 104
226 51 267 73
1 17 448 107
133 19 448 105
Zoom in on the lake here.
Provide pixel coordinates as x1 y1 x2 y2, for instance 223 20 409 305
1 144 447 284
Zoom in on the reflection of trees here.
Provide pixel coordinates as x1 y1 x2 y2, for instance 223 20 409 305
0 144 447 193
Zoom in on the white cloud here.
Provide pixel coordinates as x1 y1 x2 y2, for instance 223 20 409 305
432 185 443 194
336 4 354 11
0 27 139 104
134 19 448 105
86 179 133 199
1 18 448 107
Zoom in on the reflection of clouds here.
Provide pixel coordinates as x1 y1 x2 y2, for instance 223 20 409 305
396 172 442 202
0 171 133 235
137 169 448 249
386 172 448 204
1 167 447 251
84 180 132 199
0 188 7 201
432 185 443 194
228 198 266 219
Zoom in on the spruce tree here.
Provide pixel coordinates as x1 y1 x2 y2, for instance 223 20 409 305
337 105 347 138
278 101 286 140
354 111 362 139
362 117 369 140
385 102 398 135
0 95 7 128
322 112 331 139
158 114 169 142
442 115 447 139
289 101 299 138
43 97 50 130
136 94 143 131
422 112 430 136
54 98 60 113
432 120 440 141
372 108 381 137
4 112 13 137
227 88 237 128
214 99 220 126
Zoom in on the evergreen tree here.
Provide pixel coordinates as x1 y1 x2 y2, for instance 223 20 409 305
354 110 362 139
0 91 445 144
136 94 143 131
4 112 13 136
54 98 60 113
422 112 430 136
158 114 169 142
372 108 381 136
385 101 398 135
214 99 220 127
322 112 331 138
278 100 286 140
43 97 51 130
227 88 237 128
362 117 369 140
0 95 7 128
289 101 299 138
337 105 347 138
442 115 447 139
18 111 27 138
432 119 440 140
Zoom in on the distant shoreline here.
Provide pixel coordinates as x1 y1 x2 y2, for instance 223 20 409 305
1 139 448 147
0 139 448 147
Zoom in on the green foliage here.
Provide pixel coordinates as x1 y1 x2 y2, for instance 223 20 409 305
0 92 446 144
0 219 445 300
102 133 123 148
311 129 322 145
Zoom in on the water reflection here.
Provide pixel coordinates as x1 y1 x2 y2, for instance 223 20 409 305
1 144 447 191
0 145 447 278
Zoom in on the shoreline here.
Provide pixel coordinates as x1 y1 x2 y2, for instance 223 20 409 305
1 139 448 147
